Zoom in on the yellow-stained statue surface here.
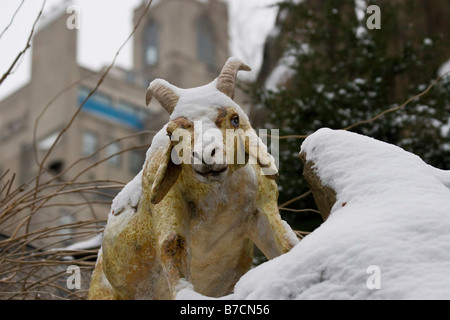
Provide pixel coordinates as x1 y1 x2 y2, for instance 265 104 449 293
88 58 298 300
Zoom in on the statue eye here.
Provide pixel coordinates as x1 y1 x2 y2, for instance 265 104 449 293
230 115 239 128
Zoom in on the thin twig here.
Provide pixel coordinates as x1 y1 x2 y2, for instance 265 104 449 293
279 207 321 214
0 169 11 184
0 0 25 39
0 0 46 86
5 173 15 196
279 190 312 208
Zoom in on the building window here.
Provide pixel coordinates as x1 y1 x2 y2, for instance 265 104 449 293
129 150 145 174
144 20 159 66
106 141 121 168
1 115 28 143
82 131 98 158
48 160 64 175
197 15 216 67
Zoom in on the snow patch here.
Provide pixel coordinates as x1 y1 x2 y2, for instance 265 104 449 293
264 53 297 92
438 58 450 78
110 170 143 218
64 233 102 251
146 123 170 160
177 128 450 300
170 79 248 124
282 220 300 247
37 132 60 151
423 38 433 46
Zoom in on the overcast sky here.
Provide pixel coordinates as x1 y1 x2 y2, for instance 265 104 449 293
0 0 279 100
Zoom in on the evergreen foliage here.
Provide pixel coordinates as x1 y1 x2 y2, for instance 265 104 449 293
253 0 450 231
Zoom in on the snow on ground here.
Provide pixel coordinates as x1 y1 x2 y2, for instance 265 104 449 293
178 128 450 300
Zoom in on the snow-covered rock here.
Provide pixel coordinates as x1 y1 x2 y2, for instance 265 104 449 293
178 128 450 300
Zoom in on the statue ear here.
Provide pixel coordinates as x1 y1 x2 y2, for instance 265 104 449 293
150 139 182 204
242 130 279 180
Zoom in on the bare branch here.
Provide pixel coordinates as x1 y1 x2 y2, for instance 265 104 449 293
279 207 321 214
0 0 25 40
278 190 312 208
0 0 46 86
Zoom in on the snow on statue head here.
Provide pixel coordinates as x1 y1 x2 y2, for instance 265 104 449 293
88 58 298 300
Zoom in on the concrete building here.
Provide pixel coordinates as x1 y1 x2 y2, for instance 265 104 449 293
0 0 231 247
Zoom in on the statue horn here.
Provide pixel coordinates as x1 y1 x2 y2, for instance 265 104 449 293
146 79 180 115
216 58 251 100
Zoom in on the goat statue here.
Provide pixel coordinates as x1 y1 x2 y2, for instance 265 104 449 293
87 58 298 300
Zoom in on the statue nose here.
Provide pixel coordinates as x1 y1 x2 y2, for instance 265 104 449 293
192 148 224 166
192 150 217 162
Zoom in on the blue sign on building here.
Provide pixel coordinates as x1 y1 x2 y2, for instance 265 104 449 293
78 87 146 131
